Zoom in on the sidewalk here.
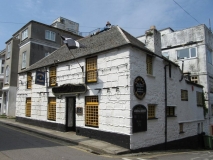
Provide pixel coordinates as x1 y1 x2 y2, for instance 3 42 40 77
0 117 130 155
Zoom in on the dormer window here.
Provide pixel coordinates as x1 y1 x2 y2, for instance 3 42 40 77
7 43 11 59
21 28 28 41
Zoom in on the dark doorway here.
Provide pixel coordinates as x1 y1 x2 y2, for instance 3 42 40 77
66 97 76 131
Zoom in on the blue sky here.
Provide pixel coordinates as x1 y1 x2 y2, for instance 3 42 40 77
0 0 213 50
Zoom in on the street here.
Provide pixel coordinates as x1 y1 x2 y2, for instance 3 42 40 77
1 123 213 160
0 123 118 160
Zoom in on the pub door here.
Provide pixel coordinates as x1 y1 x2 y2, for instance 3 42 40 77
66 97 76 131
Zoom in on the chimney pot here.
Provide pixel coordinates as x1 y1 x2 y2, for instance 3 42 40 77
150 25 156 30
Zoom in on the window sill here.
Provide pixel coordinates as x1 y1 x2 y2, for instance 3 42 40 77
167 115 177 117
148 117 158 120
181 99 188 101
146 74 155 78
197 105 203 107
21 37 28 42
21 67 26 70
45 38 56 42
49 84 58 87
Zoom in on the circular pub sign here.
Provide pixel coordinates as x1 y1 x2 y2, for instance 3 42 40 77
134 76 146 100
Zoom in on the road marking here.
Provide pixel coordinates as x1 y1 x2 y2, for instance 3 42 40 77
122 158 132 160
137 158 148 160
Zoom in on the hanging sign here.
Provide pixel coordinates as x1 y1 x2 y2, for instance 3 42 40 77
35 71 45 86
132 105 147 133
134 76 146 100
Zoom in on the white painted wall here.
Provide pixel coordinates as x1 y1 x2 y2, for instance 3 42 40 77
16 35 208 149
129 47 206 149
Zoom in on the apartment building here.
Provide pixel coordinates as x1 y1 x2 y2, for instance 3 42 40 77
16 25 207 150
0 49 5 113
1 18 82 116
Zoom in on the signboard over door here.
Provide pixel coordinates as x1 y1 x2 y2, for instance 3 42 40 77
132 104 147 133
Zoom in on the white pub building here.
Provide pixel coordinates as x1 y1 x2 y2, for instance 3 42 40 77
16 25 207 150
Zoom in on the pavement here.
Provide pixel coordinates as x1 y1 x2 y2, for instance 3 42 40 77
0 117 209 159
0 117 130 155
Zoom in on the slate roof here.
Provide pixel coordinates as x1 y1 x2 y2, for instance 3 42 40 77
19 26 155 73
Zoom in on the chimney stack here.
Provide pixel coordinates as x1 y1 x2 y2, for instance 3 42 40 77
145 26 162 56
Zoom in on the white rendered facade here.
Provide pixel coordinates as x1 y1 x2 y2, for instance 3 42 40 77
16 26 207 150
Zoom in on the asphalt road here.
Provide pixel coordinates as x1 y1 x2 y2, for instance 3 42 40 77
0 123 118 160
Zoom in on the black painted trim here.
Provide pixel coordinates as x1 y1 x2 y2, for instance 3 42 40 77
16 116 66 132
76 127 130 149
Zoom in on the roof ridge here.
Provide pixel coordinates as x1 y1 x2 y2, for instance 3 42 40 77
116 26 131 44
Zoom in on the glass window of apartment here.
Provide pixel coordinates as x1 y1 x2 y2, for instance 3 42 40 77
21 28 28 41
191 75 199 84
177 47 197 60
49 66 57 86
146 55 153 75
25 98 31 117
167 106 175 116
148 105 156 119
16 34 20 39
86 57 97 83
45 30 56 41
1 59 4 74
48 97 56 121
5 65 9 84
207 49 213 64
0 82 3 89
181 89 188 101
7 43 11 59
196 91 203 106
27 72 32 89
162 52 169 59
22 51 26 69
85 96 99 127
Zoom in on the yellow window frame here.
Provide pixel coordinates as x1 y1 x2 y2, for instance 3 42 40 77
181 90 188 101
48 97 56 121
148 105 155 119
85 96 99 127
86 57 97 83
146 55 153 75
27 72 32 89
49 66 57 86
25 98 31 117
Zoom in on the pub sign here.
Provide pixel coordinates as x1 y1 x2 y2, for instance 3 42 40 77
134 76 146 100
35 71 45 86
132 105 147 133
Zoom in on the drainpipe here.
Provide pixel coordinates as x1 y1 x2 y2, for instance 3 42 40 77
164 64 169 150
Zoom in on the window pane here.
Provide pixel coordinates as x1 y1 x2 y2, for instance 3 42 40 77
1 67 4 74
22 52 26 68
146 55 153 75
177 48 189 59
162 52 169 59
85 96 99 127
190 48 196 57
207 50 212 64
